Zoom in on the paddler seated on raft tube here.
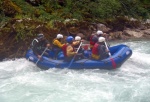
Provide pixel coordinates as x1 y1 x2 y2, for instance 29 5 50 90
89 30 104 50
91 37 109 60
74 36 84 53
31 33 51 59
62 36 83 62
52 34 64 59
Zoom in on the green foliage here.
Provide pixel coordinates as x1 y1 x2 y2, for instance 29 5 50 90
46 20 54 28
0 0 149 43
89 0 121 19
118 0 150 19
0 0 2 13
0 0 150 31
9 0 150 20
12 0 34 14
1 0 22 17
139 0 150 4
15 26 26 41
41 0 61 10
15 22 36 41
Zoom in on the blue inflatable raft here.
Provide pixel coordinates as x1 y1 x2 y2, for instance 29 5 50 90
25 44 132 70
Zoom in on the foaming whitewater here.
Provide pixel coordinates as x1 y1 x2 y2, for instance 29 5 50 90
0 40 150 102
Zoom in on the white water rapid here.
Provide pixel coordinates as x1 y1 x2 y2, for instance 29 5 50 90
0 40 150 102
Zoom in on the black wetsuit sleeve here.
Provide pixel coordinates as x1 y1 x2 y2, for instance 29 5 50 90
44 40 51 48
97 45 101 55
98 45 107 60
32 41 39 56
102 45 109 59
44 39 50 47
32 39 50 56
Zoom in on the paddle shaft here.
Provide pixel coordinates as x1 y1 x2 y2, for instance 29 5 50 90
36 47 48 65
104 41 117 68
68 41 83 68
104 41 111 56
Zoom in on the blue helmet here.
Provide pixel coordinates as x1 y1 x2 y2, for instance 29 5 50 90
66 36 74 43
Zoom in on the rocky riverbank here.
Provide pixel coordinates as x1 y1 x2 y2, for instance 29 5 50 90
0 18 150 61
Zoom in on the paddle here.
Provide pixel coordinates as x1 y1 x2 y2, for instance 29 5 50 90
104 41 111 56
35 47 48 65
68 41 83 68
104 41 116 69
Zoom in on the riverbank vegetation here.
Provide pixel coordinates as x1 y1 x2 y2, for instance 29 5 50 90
0 0 150 25
0 0 149 38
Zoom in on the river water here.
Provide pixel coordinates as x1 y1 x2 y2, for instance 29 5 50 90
0 40 150 102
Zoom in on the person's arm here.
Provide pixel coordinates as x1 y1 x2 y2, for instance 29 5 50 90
98 45 106 54
73 41 80 46
102 45 106 52
42 40 51 49
32 41 39 55
53 39 64 48
97 45 102 55
101 45 109 58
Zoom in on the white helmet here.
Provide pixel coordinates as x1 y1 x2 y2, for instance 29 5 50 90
75 36 81 41
98 37 105 42
57 34 63 39
96 30 103 35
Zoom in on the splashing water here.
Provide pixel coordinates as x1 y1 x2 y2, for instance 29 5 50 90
0 40 150 102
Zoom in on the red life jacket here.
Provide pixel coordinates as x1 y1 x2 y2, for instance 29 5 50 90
92 43 100 55
90 35 95 46
62 44 75 57
62 44 67 57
